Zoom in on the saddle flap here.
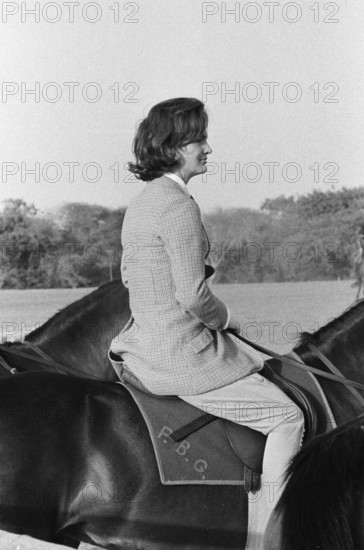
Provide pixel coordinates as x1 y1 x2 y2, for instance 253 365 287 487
223 420 266 474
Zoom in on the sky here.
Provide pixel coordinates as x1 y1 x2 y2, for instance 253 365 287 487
1 0 363 215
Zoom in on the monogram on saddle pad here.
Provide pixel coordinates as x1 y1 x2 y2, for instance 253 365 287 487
118 342 338 492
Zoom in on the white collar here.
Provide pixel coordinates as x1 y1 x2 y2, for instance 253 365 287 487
164 172 190 196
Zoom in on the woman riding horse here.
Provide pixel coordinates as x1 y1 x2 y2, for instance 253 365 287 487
108 97 304 549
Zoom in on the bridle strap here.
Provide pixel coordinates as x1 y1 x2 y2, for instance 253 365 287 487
307 342 364 408
21 340 55 361
226 329 364 393
0 343 103 380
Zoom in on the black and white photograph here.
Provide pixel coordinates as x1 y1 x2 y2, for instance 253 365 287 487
1 1 364 549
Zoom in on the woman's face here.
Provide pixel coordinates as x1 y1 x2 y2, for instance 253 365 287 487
176 136 212 182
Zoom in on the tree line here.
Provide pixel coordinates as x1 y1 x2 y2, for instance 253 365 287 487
1 187 364 288
0 200 125 288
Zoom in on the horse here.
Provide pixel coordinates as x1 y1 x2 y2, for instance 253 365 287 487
0 280 363 549
263 414 364 550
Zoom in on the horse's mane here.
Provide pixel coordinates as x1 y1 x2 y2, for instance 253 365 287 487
26 280 125 344
276 415 364 550
294 298 364 360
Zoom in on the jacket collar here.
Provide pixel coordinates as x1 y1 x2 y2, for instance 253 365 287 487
163 172 190 196
151 175 190 197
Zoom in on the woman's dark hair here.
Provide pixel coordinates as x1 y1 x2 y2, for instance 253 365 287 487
128 97 208 181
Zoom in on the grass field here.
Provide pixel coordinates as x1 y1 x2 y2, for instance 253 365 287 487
0 280 357 353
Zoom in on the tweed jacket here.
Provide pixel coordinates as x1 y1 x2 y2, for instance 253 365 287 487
109 175 263 395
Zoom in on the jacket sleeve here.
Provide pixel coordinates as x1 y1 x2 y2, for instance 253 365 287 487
158 196 230 331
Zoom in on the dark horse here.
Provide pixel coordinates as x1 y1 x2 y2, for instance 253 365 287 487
0 281 364 549
264 414 364 550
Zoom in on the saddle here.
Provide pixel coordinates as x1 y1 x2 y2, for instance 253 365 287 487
119 354 336 492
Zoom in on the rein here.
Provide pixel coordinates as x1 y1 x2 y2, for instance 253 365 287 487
1 332 364 402
306 342 364 408
227 329 364 396
0 341 104 380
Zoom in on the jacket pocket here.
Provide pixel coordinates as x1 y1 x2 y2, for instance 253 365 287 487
189 327 214 354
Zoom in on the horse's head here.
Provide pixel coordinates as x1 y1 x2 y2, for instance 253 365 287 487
295 298 364 376
293 299 364 420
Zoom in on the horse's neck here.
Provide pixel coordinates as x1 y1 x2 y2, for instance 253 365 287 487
26 310 106 367
25 283 130 373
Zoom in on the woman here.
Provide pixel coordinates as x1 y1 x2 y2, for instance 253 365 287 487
109 97 304 550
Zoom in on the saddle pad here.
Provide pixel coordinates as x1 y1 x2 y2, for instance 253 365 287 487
118 381 247 485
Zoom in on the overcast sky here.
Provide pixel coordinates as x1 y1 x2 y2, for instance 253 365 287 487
1 0 363 215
